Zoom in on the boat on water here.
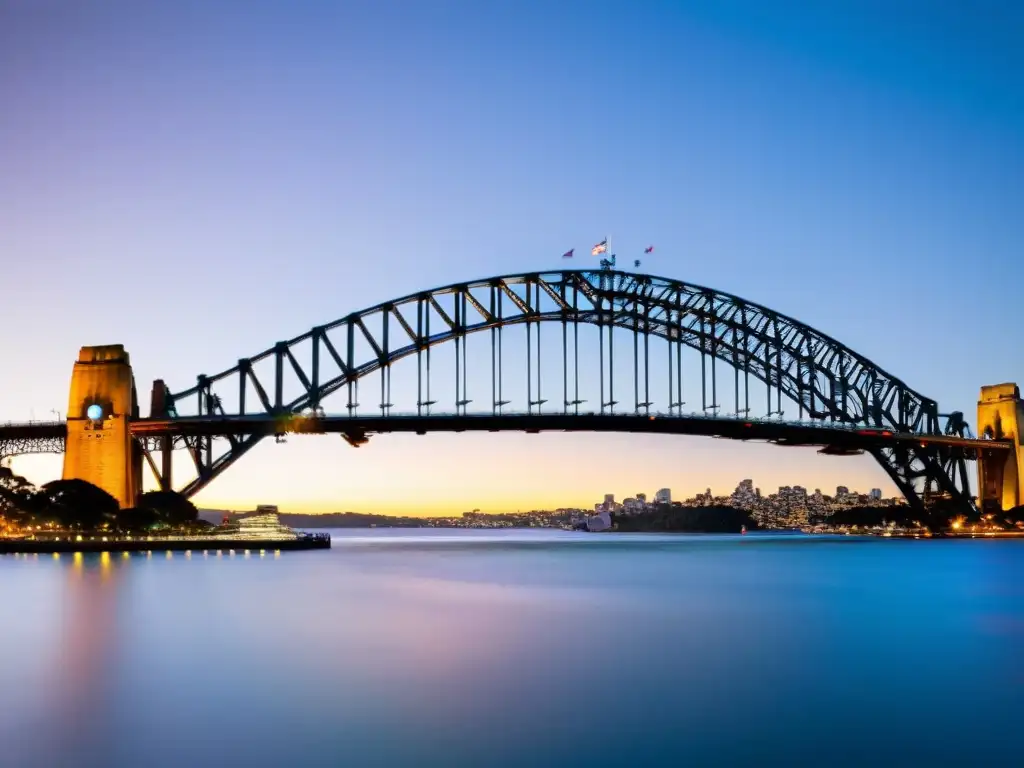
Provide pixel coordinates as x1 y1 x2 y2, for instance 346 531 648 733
741 525 747 535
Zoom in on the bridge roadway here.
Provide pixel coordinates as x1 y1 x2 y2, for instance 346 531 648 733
1 415 1009 454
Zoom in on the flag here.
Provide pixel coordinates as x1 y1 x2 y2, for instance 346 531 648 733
644 246 654 253
562 248 574 259
591 239 608 256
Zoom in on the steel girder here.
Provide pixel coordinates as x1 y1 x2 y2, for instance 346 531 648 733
870 444 976 515
0 435 66 463
158 269 971 507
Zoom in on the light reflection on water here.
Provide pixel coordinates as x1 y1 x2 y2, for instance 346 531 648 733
1 529 1023 767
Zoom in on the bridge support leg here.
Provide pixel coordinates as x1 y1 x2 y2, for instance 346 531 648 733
976 383 1024 512
869 444 974 517
62 345 142 509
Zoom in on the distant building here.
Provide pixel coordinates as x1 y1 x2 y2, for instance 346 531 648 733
654 488 671 504
730 479 758 510
809 489 827 513
586 510 612 532
217 509 297 541
870 488 882 500
623 497 644 514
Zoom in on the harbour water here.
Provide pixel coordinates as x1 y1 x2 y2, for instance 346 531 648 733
1 529 1023 767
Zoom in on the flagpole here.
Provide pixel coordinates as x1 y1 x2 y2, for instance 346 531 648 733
602 233 610 415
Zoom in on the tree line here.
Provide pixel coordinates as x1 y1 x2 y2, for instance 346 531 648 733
0 466 206 534
613 504 756 533
812 499 1024 532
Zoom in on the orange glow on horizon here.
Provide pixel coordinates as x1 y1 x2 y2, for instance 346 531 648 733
10 431 901 518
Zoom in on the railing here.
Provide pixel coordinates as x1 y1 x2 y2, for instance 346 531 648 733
0 420 65 427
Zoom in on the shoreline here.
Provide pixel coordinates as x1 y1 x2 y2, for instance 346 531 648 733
0 534 331 555
801 528 1024 539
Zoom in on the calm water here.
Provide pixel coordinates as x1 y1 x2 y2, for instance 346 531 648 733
2 529 1023 767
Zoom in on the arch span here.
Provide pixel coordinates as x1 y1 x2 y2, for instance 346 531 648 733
155 269 971 507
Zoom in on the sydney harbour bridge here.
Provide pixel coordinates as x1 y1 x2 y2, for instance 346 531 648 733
1 269 1020 514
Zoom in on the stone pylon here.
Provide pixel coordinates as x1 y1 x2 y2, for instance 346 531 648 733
977 383 1024 511
62 345 143 508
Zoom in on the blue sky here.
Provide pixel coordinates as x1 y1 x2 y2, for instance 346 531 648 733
2 1 1022 513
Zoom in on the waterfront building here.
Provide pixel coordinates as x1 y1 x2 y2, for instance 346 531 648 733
586 479 907 530
623 497 644 514
216 511 299 541
834 486 860 507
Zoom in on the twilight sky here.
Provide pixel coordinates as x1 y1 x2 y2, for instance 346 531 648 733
2 1 1023 514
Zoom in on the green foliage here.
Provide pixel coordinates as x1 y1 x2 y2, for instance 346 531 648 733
139 491 198 526
113 506 163 533
1 477 204 534
36 479 119 530
819 499 1015 533
614 504 755 533
826 506 910 528
0 466 36 513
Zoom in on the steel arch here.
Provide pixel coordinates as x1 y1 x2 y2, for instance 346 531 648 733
157 269 967 507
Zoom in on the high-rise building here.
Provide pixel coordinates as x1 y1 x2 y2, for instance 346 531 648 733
655 488 671 504
730 479 758 510
870 488 882 500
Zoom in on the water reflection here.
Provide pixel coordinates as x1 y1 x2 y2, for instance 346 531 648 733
0 532 1022 767
2 552 124 768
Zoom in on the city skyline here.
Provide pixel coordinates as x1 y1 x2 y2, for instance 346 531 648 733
193 474 897 518
3 3 1023 514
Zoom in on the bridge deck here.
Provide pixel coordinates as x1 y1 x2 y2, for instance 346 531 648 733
1 415 1008 453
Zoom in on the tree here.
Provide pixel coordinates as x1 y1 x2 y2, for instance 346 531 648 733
113 506 162 533
139 491 198 527
613 504 756 533
0 466 37 523
36 479 119 531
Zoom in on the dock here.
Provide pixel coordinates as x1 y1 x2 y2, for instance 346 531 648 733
0 533 331 555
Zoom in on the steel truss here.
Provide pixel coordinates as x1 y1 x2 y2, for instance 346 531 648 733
153 269 973 510
0 435 66 464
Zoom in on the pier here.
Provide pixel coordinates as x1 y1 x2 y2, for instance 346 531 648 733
0 533 331 555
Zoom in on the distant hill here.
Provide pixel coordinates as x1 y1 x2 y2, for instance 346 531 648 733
197 509 233 525
277 512 426 528
197 509 428 528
